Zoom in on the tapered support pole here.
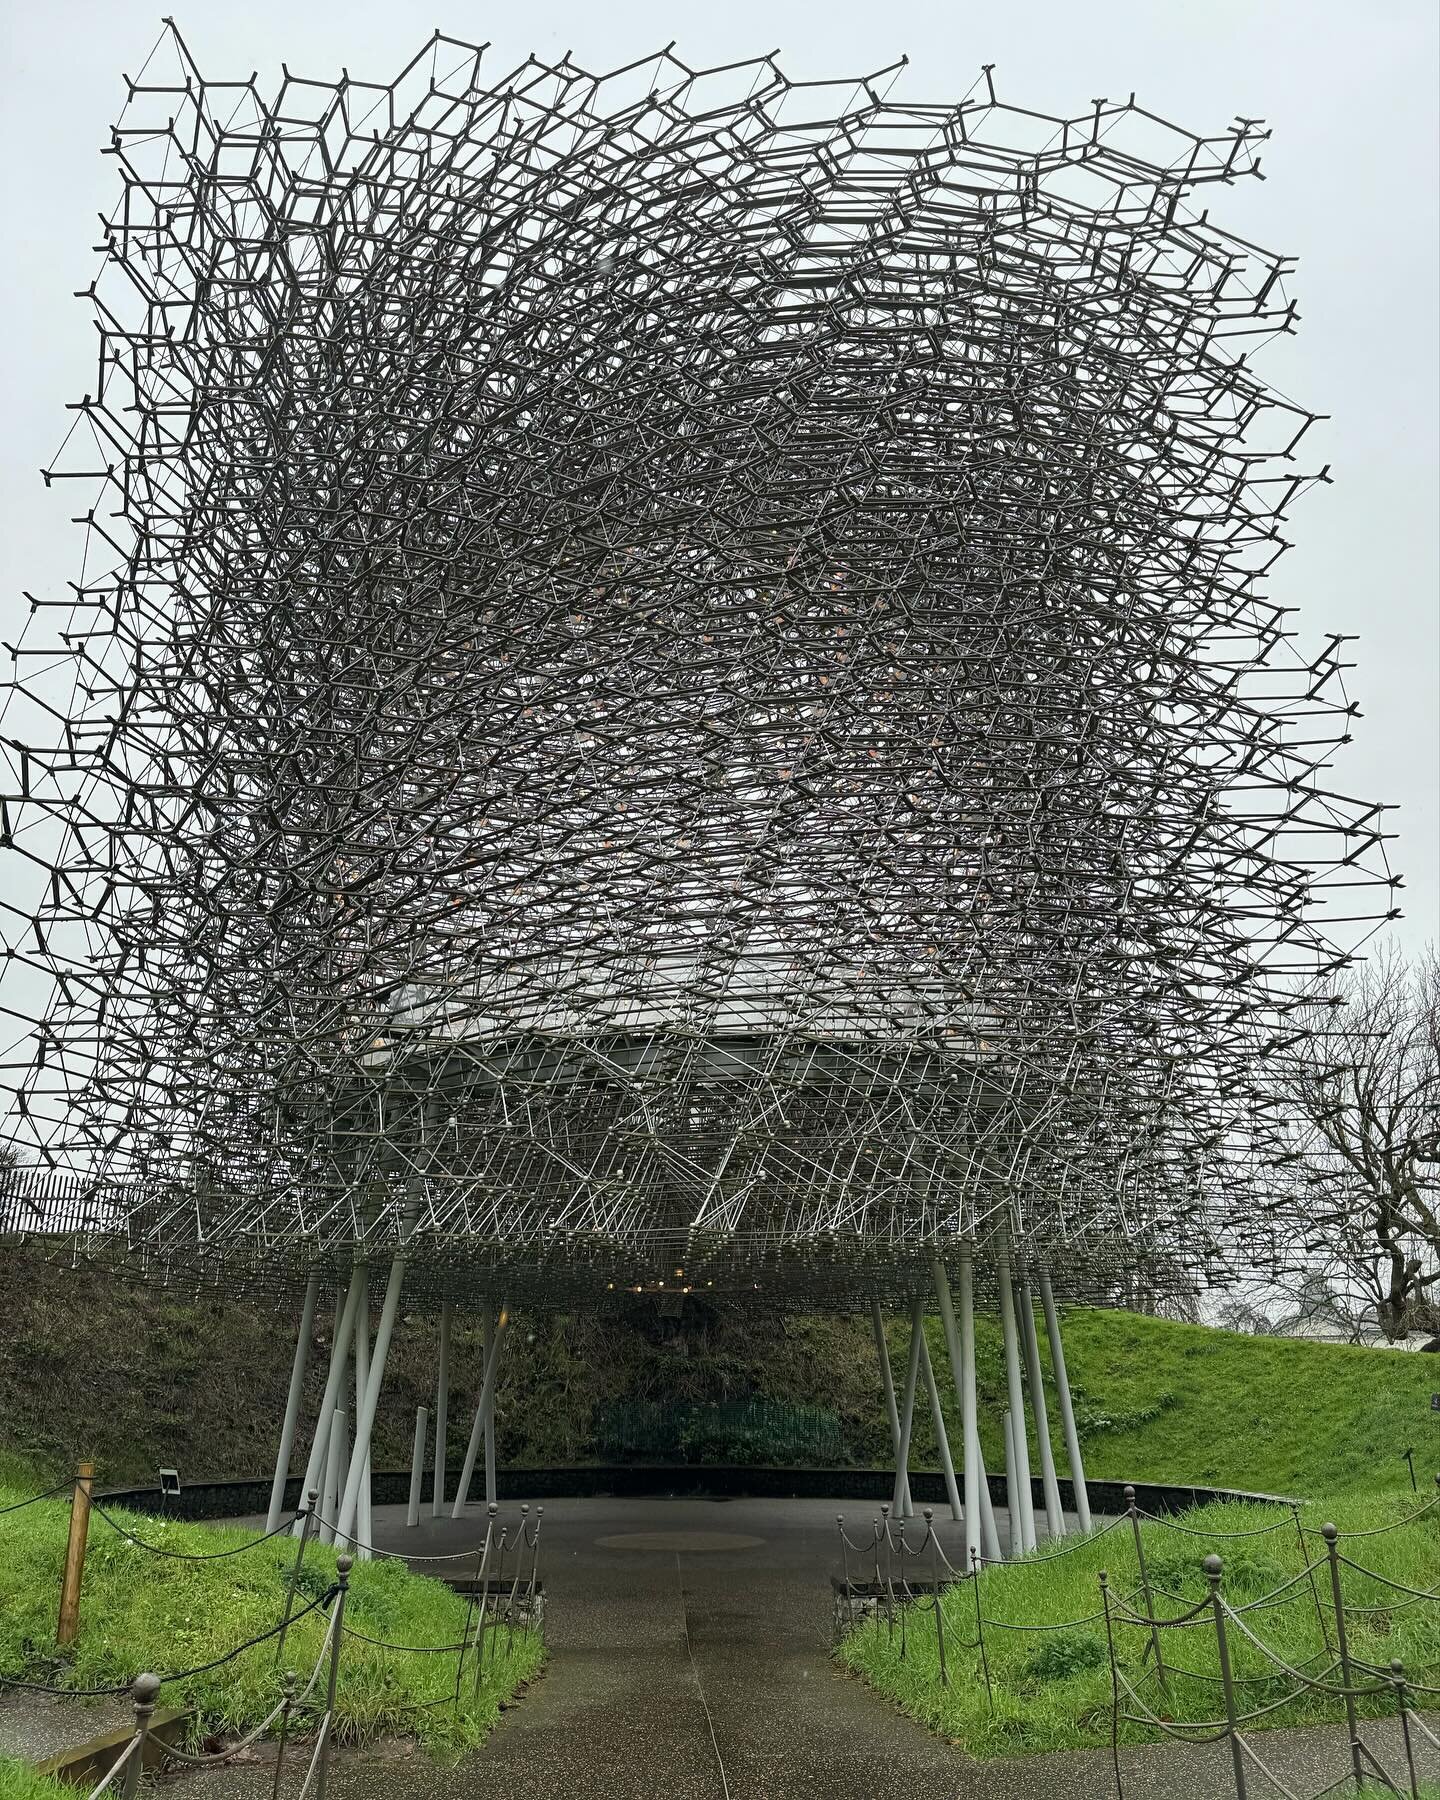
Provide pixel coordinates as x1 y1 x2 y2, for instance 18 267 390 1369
351 1283 372 1559
933 1252 980 1569
295 1266 364 1536
1039 1269 1091 1531
976 1430 1002 1564
996 1248 1036 1554
1019 1276 1065 1540
482 1303 499 1508
335 1212 418 1545
432 1299 452 1517
892 1300 923 1518
452 1302 510 1517
320 1407 346 1546
869 1301 907 1513
407 1406 428 1528
268 1272 319 1532
918 1329 963 1522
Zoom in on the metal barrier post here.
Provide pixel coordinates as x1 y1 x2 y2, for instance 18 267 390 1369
315 1553 352 1800
1390 1658 1419 1800
119 1672 161 1800
1204 1556 1247 1800
1099 1572 1125 1800
275 1490 317 1668
1124 1485 1167 1699
925 1509 948 1687
1291 1501 1331 1653
970 1548 993 1710
56 1459 94 1646
837 1516 854 1631
1322 1522 1366 1793
270 1669 298 1800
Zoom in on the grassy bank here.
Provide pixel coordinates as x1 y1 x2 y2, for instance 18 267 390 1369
840 1488 1440 1759
0 1473 542 1762
1 1245 1432 1497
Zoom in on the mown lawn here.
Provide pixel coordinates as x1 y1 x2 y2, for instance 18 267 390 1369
0 1473 542 1764
890 1306 1440 1499
840 1488 1440 1760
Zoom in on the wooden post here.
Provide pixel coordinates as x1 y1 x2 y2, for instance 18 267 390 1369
57 1460 94 1646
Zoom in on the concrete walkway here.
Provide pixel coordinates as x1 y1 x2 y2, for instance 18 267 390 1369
164 1493 1437 1798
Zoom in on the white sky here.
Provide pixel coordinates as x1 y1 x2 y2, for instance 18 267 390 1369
1 0 1436 952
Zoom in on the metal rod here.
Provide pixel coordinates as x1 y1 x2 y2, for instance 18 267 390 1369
407 1406 428 1528
452 1301 510 1516
336 1211 418 1544
996 1247 1036 1554
294 1267 363 1535
1323 1523 1366 1792
314 1556 352 1800
482 1302 498 1508
320 1407 346 1546
1019 1275 1065 1541
433 1298 452 1517
1206 1556 1248 1800
893 1301 922 1517
350 1278 371 1560
267 1271 318 1532
1039 1269 1091 1531
870 1299 907 1511
918 1328 963 1522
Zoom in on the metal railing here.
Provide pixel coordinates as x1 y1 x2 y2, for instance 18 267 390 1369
0 1472 546 1792
835 1486 1440 1796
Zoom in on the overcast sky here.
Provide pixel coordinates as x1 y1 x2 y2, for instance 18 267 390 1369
1 0 1436 953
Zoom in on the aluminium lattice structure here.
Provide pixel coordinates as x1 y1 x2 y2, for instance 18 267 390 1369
0 27 1397 1313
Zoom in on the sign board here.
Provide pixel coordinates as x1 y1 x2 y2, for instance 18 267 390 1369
158 1466 182 1497
1431 1395 1440 1413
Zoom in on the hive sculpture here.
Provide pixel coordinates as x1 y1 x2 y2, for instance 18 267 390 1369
0 28 1396 1316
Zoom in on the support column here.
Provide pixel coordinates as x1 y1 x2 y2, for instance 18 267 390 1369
869 1301 907 1515
295 1266 364 1536
891 1300 923 1518
1020 1275 1065 1541
335 1211 419 1545
917 1329 963 1522
482 1302 499 1508
997 1248 1037 1553
432 1299 452 1517
351 1281 372 1559
407 1406 428 1529
266 1271 318 1531
933 1252 979 1568
452 1301 510 1517
320 1406 346 1546
975 1427 1002 1564
1039 1269 1091 1530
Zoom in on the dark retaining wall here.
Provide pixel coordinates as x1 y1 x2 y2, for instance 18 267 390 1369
99 1466 1293 1521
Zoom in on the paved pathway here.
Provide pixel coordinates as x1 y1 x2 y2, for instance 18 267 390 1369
164 1494 1438 1798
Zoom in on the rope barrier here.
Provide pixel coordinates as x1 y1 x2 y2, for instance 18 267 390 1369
88 1500 305 1560
0 1477 75 1515
0 1589 337 1698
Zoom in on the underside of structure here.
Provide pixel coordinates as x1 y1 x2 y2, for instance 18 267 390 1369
0 29 1395 1316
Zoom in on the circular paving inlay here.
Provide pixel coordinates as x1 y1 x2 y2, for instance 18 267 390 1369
594 1529 764 1552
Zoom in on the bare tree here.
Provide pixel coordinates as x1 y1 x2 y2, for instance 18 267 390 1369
1275 948 1440 1341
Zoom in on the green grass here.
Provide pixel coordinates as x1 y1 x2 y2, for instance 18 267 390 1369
0 1473 543 1764
0 1760 72 1800
874 1307 1440 1501
840 1488 1440 1759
